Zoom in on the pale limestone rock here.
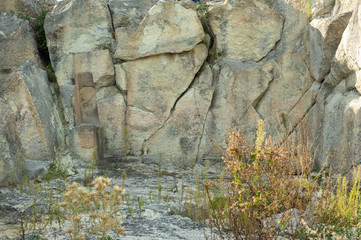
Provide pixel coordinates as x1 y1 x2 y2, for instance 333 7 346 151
208 0 284 62
333 0 359 15
286 82 321 132
271 0 308 51
73 50 115 89
199 61 274 158
124 44 208 154
70 124 103 165
2 61 64 161
108 0 158 29
354 71 361 93
115 64 127 92
142 64 214 163
0 98 26 187
44 0 113 68
0 13 41 82
96 86 121 101
310 12 352 81
320 91 361 172
326 1 361 87
310 0 335 18
98 94 127 158
256 50 313 137
114 0 205 60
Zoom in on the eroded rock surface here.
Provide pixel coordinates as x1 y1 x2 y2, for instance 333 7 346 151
44 0 113 68
1 61 64 161
0 12 41 82
208 0 284 62
114 0 205 60
124 44 208 155
108 0 158 29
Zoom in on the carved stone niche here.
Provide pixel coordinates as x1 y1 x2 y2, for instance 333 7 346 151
73 72 100 125
71 71 103 164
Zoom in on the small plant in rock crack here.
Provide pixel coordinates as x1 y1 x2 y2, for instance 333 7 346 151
196 1 210 20
59 177 124 240
209 49 224 61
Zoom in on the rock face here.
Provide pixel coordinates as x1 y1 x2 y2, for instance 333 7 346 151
0 98 26 187
0 0 37 16
1 61 64 161
0 13 42 82
143 64 214 162
114 0 205 61
2 0 361 178
310 12 352 82
44 0 113 69
208 0 284 62
108 0 158 29
200 61 274 157
124 44 208 155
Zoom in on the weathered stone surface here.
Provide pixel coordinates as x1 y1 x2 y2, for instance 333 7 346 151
271 0 308 52
326 1 361 87
96 86 121 101
115 64 127 92
0 12 41 82
108 0 158 29
0 98 25 187
114 0 205 61
143 64 214 162
35 0 58 13
0 0 37 16
208 0 284 62
310 0 335 18
320 91 361 172
333 0 359 15
1 61 64 161
98 94 127 158
69 124 103 165
286 81 321 132
310 12 352 81
199 61 274 158
124 44 208 154
73 50 115 89
44 0 113 68
256 50 313 136
72 72 100 125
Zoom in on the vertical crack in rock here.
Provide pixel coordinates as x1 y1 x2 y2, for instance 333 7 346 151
252 75 275 110
195 89 215 161
106 3 115 33
141 70 200 148
281 100 318 145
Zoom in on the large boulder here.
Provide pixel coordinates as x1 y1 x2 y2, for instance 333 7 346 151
108 0 158 29
326 0 361 87
1 61 64 161
309 12 352 82
0 12 41 82
44 0 113 68
0 98 26 187
114 0 205 61
208 0 284 62
124 44 208 154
